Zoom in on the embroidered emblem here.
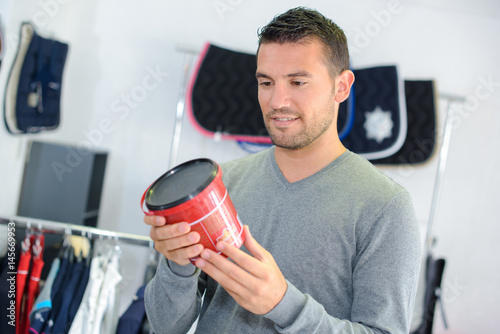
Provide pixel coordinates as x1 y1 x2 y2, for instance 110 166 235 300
363 106 394 143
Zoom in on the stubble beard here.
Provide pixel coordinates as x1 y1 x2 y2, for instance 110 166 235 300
264 108 335 150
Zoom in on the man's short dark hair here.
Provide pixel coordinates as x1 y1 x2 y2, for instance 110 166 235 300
257 7 349 77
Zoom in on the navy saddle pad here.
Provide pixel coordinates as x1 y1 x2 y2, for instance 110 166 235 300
371 80 436 165
340 65 407 160
4 22 68 134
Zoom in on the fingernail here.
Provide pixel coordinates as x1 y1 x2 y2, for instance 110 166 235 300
196 258 205 268
216 242 225 251
201 250 210 259
189 233 199 243
179 223 189 233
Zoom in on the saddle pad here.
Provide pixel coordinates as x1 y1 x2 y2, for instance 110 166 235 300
186 42 271 143
341 65 407 160
4 22 68 134
371 80 436 165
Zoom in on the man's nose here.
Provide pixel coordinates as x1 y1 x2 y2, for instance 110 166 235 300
269 83 291 110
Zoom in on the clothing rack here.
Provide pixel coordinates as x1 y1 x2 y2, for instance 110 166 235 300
0 215 152 247
424 93 466 256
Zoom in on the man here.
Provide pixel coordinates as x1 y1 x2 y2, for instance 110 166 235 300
144 7 421 333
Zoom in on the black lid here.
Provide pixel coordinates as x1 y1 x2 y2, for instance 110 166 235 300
146 158 218 210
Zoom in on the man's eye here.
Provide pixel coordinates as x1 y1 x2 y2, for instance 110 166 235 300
291 81 305 86
259 81 273 87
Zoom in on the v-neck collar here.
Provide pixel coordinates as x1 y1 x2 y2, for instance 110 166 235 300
269 146 352 188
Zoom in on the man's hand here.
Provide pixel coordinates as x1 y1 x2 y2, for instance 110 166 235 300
144 215 203 266
194 225 287 315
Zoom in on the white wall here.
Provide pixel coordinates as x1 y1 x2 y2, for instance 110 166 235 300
1 0 499 331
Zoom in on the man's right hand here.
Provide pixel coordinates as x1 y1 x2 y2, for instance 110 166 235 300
144 215 204 266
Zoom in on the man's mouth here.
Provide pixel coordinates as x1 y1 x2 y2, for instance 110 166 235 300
269 116 299 130
273 117 296 121
267 109 300 128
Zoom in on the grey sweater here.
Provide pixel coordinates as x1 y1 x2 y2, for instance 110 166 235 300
145 148 421 333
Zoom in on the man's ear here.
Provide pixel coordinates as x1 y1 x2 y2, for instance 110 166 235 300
334 70 355 103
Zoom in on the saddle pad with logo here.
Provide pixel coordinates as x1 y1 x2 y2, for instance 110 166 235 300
340 65 407 160
371 80 436 165
186 42 271 144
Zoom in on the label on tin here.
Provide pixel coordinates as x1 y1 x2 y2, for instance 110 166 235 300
189 190 244 253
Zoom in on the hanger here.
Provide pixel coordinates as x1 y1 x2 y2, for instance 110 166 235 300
84 231 93 266
56 227 71 259
105 234 121 261
31 229 44 259
21 222 33 254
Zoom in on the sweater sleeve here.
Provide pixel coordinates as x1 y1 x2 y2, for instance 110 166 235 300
264 191 422 333
144 257 205 334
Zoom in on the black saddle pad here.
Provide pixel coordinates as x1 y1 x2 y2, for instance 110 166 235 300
186 42 270 143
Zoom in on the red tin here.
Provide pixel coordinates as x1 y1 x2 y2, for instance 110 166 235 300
141 159 245 257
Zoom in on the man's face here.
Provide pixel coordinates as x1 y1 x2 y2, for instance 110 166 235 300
256 39 338 150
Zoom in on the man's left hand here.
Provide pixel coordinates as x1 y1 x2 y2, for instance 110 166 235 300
194 225 287 315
